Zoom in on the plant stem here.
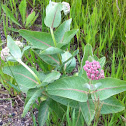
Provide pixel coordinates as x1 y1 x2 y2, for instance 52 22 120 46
50 27 57 47
50 27 63 66
17 59 41 84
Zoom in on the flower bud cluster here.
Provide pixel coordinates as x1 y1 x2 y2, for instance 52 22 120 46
15 41 23 48
1 47 10 61
83 60 104 80
50 1 70 15
62 2 70 15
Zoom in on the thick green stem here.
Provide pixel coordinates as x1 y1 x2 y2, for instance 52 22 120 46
50 28 57 47
50 27 62 66
17 59 41 84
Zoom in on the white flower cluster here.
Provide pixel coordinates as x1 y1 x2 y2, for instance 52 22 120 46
15 41 24 48
50 1 70 15
62 2 70 15
1 47 10 61
1 40 23 61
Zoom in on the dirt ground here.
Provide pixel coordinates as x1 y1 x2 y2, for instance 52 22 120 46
0 86 35 126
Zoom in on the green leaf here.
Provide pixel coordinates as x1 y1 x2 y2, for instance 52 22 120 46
54 18 72 42
61 51 76 73
6 80 20 92
57 29 78 48
19 29 54 50
80 44 93 80
38 101 49 126
29 13 39 27
80 100 95 126
91 78 126 101
98 57 106 68
42 71 61 84
38 71 61 87
22 46 31 56
7 35 22 60
44 2 62 28
49 95 79 108
37 51 59 66
47 98 66 119
25 11 35 27
47 76 88 102
3 65 39 93
100 97 125 114
25 88 39 105
2 5 21 27
81 44 93 67
40 47 63 55
22 89 42 117
19 0 26 25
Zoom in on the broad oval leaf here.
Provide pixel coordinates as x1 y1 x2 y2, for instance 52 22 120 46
38 101 49 126
80 100 95 126
36 51 59 66
7 35 22 60
3 65 39 93
54 18 72 42
47 76 88 102
49 95 79 108
19 29 54 50
44 2 62 28
100 97 125 114
38 71 61 87
40 47 63 55
91 78 126 101
42 71 61 84
57 29 78 48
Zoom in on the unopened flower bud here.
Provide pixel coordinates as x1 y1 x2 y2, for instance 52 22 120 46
15 41 23 48
1 47 10 61
62 2 70 15
51 1 58 6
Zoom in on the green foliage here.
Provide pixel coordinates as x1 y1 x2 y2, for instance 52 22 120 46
80 100 95 126
2 5 21 26
3 65 39 93
22 88 42 117
39 71 61 86
101 97 125 114
2 0 38 28
61 51 76 73
47 76 88 102
91 78 126 101
38 101 49 126
7 35 22 60
19 30 54 50
44 2 62 28
25 11 36 27
19 0 26 24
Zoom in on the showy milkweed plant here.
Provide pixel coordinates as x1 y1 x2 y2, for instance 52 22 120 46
1 1 126 126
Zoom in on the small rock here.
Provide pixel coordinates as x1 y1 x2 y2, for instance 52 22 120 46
11 113 16 117
0 121 3 125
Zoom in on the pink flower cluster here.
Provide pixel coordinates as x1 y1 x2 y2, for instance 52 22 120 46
83 60 104 80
